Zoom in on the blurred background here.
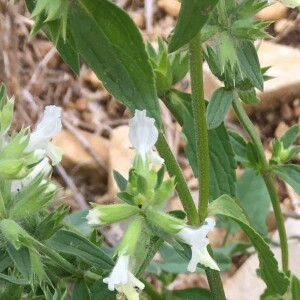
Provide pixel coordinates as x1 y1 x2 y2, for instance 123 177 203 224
0 1 299 298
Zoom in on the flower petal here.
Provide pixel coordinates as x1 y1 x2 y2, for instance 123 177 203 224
103 255 130 291
129 110 159 160
188 246 220 272
26 106 62 152
10 158 52 192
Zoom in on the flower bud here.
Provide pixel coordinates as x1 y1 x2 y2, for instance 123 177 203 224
87 204 139 226
146 208 184 235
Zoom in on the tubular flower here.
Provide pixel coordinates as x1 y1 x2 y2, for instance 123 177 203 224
268 0 300 8
129 110 163 165
103 254 145 300
176 218 220 272
11 157 52 192
86 204 139 226
26 105 63 164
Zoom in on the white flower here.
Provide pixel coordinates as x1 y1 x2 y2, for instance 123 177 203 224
86 208 103 226
176 218 220 272
129 110 163 165
26 106 63 164
103 254 145 300
268 0 300 8
11 157 52 192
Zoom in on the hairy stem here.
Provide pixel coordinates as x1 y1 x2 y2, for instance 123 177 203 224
141 278 163 300
189 33 209 221
189 33 226 300
232 93 289 272
156 132 199 225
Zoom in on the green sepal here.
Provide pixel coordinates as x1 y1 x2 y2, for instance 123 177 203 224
156 164 166 189
238 88 260 106
35 205 69 241
9 175 55 219
0 219 32 250
152 178 175 206
0 97 14 133
117 216 143 256
117 191 135 205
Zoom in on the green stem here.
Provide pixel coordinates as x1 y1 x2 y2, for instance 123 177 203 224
232 93 289 272
189 33 209 221
156 132 199 225
263 174 289 272
232 91 268 169
206 246 226 300
217 0 228 27
141 278 163 300
189 33 226 300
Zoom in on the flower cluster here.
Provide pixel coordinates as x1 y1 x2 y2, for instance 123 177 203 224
11 105 63 192
87 110 218 300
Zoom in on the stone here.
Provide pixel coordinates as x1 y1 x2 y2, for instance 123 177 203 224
256 41 300 113
158 0 180 17
34 40 60 69
130 10 145 29
226 41 300 121
52 129 109 191
274 18 294 34
108 125 134 195
275 121 289 138
256 3 287 21
81 69 104 90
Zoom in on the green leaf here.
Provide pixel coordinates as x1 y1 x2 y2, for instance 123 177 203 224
164 90 236 199
64 208 92 236
208 195 289 295
207 88 233 130
208 125 237 199
25 0 80 74
228 131 248 164
152 243 230 274
113 170 127 191
46 229 114 269
6 243 32 281
90 280 117 300
0 273 28 285
0 250 12 272
168 0 218 52
237 169 270 235
69 0 161 127
236 40 264 91
273 164 300 194
172 288 212 300
292 275 300 300
279 124 300 148
72 279 91 300
0 281 24 299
